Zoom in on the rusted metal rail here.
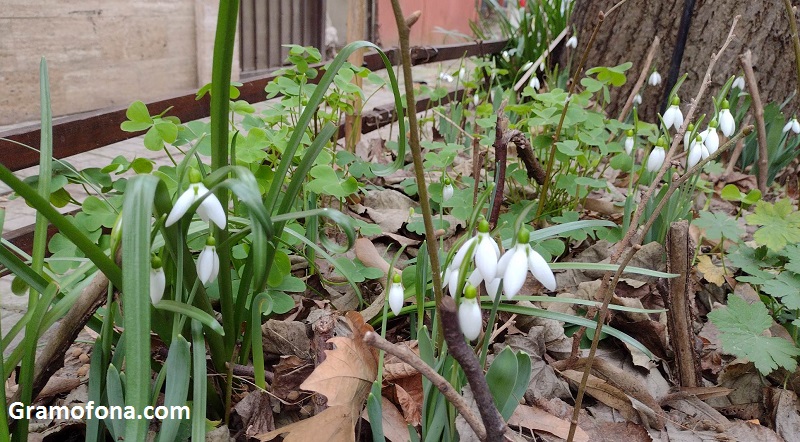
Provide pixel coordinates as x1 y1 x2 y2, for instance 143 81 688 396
0 39 507 256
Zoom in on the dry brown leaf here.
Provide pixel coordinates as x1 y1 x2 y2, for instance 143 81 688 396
696 255 726 286
393 382 422 426
508 404 589 442
255 405 357 442
361 396 413 442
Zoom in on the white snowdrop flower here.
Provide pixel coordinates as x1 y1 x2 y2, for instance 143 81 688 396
502 50 510 62
458 285 482 341
718 100 735 137
439 72 454 83
624 130 635 155
646 145 666 173
566 36 578 48
197 236 220 285
485 278 502 301
521 61 533 72
150 257 166 304
683 123 695 151
648 71 662 86
687 135 708 169
495 227 556 300
165 168 227 229
388 274 405 316
473 94 481 107
529 76 540 91
633 94 642 105
732 76 745 90
442 177 454 202
459 67 466 80
662 96 684 131
786 117 800 134
450 218 500 284
704 119 720 154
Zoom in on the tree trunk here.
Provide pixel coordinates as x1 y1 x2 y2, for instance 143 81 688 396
560 0 799 120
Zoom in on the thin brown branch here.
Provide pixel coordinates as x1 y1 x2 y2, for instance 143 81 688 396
363 331 487 441
739 50 769 194
567 16 741 442
489 102 508 228
617 36 660 122
440 296 507 441
723 114 751 177
782 0 800 95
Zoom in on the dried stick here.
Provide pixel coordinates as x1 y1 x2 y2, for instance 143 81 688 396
489 102 508 228
617 36 660 122
388 0 445 317
439 296 507 441
782 0 800 95
567 17 741 442
739 50 769 194
723 114 751 177
363 331 488 441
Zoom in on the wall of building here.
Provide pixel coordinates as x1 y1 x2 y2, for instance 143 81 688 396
375 0 478 47
0 0 236 127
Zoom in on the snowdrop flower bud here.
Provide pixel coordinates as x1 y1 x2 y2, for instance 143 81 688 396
662 96 684 130
529 76 540 91
502 50 510 62
495 227 556 300
566 36 578 48
646 138 667 173
150 256 166 304
197 236 220 285
459 67 466 80
718 100 735 137
442 177 454 202
388 274 404 316
458 284 482 341
784 116 800 134
648 71 662 86
521 61 533 72
704 119 720 154
732 76 745 90
633 94 642 105
165 168 227 229
624 129 635 155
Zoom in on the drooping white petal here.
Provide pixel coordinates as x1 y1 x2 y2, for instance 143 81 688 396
646 147 665 172
388 282 404 316
467 268 484 288
502 246 529 300
783 121 794 133
486 278 502 301
529 77 540 90
197 192 227 229
452 237 477 269
719 109 735 137
566 36 578 48
150 268 165 304
526 248 556 291
648 71 661 86
442 184 454 201
458 298 482 341
475 236 499 282
624 136 634 155
700 144 710 160
704 129 719 154
684 131 693 151
633 94 642 105
448 267 461 296
495 248 514 279
662 107 676 130
165 184 199 227
793 119 800 134
663 105 683 130
197 245 219 285
732 76 745 90
687 143 702 169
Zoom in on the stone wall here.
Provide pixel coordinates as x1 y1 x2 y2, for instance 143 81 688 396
0 0 238 127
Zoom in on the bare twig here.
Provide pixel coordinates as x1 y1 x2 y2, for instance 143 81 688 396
489 102 508 228
617 36 660 122
723 114 751 177
739 50 769 194
782 0 800 95
513 28 568 91
388 0 445 318
363 331 487 441
567 17 741 442
440 296 507 441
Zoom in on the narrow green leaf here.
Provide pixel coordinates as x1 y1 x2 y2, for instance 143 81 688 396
154 300 225 336
158 337 191 442
191 320 208 441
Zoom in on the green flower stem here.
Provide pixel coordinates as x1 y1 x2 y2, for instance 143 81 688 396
388 0 444 317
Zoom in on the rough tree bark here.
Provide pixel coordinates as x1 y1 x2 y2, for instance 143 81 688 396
559 0 799 120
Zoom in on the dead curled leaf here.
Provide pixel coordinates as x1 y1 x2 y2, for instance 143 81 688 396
696 255 726 286
509 404 590 442
256 312 378 442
